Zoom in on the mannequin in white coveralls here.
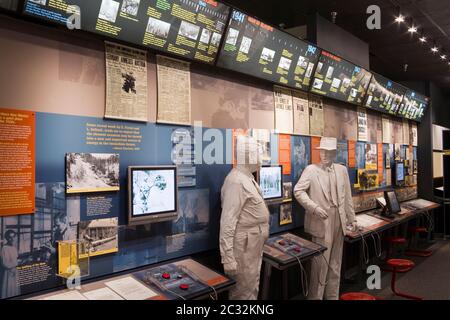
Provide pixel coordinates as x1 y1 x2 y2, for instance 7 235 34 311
294 137 358 300
219 136 269 300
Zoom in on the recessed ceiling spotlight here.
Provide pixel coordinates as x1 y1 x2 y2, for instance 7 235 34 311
419 36 427 43
395 14 405 23
395 7 405 23
407 18 417 33
331 11 338 24
431 41 439 53
441 54 447 60
408 25 417 33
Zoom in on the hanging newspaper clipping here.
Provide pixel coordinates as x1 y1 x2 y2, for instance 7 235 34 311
157 55 191 126
309 95 324 136
292 90 310 135
382 116 393 144
357 107 368 142
411 123 418 146
274 86 294 134
105 42 148 122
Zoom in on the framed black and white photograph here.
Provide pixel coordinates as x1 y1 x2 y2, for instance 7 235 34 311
178 20 200 41
120 0 140 16
78 218 118 258
66 153 120 194
146 17 171 38
98 0 120 23
282 182 292 202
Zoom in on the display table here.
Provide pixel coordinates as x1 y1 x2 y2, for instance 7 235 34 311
343 198 440 280
260 232 327 300
23 258 235 300
346 198 440 242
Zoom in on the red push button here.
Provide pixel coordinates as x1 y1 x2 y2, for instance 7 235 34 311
162 273 170 279
179 284 189 290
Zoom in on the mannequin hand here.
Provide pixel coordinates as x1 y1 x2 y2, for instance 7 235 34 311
223 262 238 277
314 207 328 219
353 221 363 231
346 222 361 233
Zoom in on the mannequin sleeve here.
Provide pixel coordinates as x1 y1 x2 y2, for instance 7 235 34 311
1 247 18 269
294 166 319 214
219 181 247 267
343 169 356 223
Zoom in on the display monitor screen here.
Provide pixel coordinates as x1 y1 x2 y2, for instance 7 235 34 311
310 50 372 105
385 190 401 214
395 162 404 183
397 89 429 122
128 166 177 224
259 165 283 200
217 9 321 90
364 73 407 115
23 0 230 64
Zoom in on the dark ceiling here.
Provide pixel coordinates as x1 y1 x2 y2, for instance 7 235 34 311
224 0 450 90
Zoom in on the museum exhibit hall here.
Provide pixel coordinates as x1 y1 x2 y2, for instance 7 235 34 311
2 0 450 305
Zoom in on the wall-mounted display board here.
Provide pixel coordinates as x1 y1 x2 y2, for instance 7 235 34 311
217 9 320 90
397 89 429 122
363 72 406 116
0 108 35 216
310 50 372 105
23 0 230 64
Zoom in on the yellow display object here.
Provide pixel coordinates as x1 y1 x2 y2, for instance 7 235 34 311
57 240 90 279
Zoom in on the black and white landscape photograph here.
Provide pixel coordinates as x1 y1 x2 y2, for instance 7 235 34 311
66 153 120 193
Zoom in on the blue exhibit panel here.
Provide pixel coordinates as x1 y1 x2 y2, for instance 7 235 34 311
0 110 417 299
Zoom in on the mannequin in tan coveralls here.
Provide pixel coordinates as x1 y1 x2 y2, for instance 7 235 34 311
219 136 269 300
294 137 358 300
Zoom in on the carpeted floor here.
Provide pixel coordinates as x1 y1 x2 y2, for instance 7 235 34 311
341 240 450 300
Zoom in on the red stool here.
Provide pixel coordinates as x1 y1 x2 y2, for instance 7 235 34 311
387 259 423 300
382 236 407 271
386 236 407 246
340 292 377 300
406 227 432 257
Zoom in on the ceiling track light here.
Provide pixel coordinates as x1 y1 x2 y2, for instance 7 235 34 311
407 18 417 34
408 25 417 33
419 29 427 43
431 41 439 53
331 11 337 24
395 15 405 23
395 6 405 23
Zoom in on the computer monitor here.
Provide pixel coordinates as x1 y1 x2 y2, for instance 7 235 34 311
259 165 283 200
395 161 405 186
384 190 401 215
128 166 178 225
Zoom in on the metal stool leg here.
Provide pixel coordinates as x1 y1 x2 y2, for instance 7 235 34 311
390 267 423 300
